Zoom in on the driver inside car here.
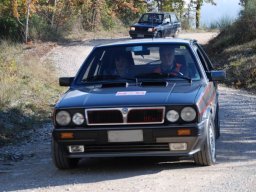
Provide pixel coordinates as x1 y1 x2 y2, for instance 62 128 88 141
154 47 188 76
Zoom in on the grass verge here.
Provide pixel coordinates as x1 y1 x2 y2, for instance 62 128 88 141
0 40 64 146
205 39 256 92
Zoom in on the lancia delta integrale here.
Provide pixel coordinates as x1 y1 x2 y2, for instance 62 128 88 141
52 38 225 169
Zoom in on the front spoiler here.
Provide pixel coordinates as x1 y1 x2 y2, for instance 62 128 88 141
52 121 207 158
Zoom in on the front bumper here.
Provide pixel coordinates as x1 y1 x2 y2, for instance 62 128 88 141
52 121 207 158
129 31 156 38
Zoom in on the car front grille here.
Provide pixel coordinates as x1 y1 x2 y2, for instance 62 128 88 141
135 27 148 32
85 107 165 126
87 110 123 124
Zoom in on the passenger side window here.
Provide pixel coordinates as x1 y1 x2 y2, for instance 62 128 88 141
195 47 209 72
170 14 178 23
196 44 214 70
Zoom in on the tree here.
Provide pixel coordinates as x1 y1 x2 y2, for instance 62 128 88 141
195 0 215 28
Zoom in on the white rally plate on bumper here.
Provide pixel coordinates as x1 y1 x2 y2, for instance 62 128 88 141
108 130 143 142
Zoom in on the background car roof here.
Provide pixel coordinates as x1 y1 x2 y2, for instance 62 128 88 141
96 38 195 48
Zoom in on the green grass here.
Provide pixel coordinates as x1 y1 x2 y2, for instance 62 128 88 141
0 40 63 146
208 16 235 31
205 5 256 93
206 39 256 92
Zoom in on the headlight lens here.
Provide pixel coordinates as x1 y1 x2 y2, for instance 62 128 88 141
181 107 196 122
166 110 179 122
130 27 135 31
56 111 71 126
148 27 154 32
72 113 85 125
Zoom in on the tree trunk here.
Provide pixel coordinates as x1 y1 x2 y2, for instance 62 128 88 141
195 0 202 29
51 0 57 28
25 0 31 43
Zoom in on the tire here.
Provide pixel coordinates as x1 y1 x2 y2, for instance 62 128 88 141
156 32 162 38
215 103 220 139
173 30 179 38
193 118 216 166
52 139 79 169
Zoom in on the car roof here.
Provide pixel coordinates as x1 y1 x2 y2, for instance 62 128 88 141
96 38 195 48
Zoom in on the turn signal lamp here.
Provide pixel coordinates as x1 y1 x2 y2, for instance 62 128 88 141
177 129 191 136
60 132 74 139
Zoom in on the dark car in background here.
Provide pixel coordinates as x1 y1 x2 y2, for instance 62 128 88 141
129 12 181 38
52 38 225 169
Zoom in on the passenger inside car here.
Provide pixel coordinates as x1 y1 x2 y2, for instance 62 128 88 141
112 50 134 77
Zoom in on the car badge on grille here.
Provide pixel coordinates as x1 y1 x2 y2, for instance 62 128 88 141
121 108 128 115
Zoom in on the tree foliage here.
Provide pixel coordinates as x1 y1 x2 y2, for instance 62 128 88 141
0 0 148 41
0 0 220 41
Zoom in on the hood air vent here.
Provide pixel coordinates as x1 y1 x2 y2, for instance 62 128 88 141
101 82 128 88
140 81 168 87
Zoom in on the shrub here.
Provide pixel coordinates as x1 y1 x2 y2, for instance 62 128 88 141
0 40 63 146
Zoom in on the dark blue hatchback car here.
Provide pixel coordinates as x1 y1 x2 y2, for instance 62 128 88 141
129 12 181 38
52 38 225 169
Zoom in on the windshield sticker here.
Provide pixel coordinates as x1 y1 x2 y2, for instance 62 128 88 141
116 91 146 96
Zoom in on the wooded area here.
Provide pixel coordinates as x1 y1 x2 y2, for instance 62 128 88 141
0 0 251 42
0 0 218 42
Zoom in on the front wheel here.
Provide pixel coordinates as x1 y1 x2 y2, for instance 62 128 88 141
155 32 162 38
193 118 216 166
173 30 179 38
52 139 79 169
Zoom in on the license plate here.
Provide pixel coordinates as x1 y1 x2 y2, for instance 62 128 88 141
108 130 143 142
137 34 144 38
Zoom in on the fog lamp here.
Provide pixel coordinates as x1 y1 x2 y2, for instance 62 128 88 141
169 143 187 151
68 145 84 153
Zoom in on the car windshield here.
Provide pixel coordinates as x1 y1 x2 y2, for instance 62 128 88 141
138 13 164 24
76 44 201 84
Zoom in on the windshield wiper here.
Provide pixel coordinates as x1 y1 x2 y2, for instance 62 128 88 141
135 73 192 83
167 73 193 83
85 75 120 81
84 75 137 83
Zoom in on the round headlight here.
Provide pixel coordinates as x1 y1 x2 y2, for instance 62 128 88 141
130 27 135 31
181 107 196 122
56 111 71 126
72 113 85 125
166 110 179 122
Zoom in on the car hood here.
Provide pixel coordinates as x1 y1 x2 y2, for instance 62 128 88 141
132 23 160 28
56 82 203 109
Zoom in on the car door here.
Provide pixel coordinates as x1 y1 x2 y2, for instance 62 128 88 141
170 13 179 36
163 14 172 37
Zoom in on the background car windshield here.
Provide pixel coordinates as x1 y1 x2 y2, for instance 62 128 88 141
139 14 164 24
78 44 201 83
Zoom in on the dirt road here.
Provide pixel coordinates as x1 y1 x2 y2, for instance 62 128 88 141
0 32 256 192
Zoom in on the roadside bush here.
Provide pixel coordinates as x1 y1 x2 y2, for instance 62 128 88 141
205 0 256 92
0 17 24 41
208 16 235 31
0 40 63 146
208 0 256 52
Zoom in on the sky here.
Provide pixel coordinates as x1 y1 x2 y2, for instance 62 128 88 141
200 0 242 26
